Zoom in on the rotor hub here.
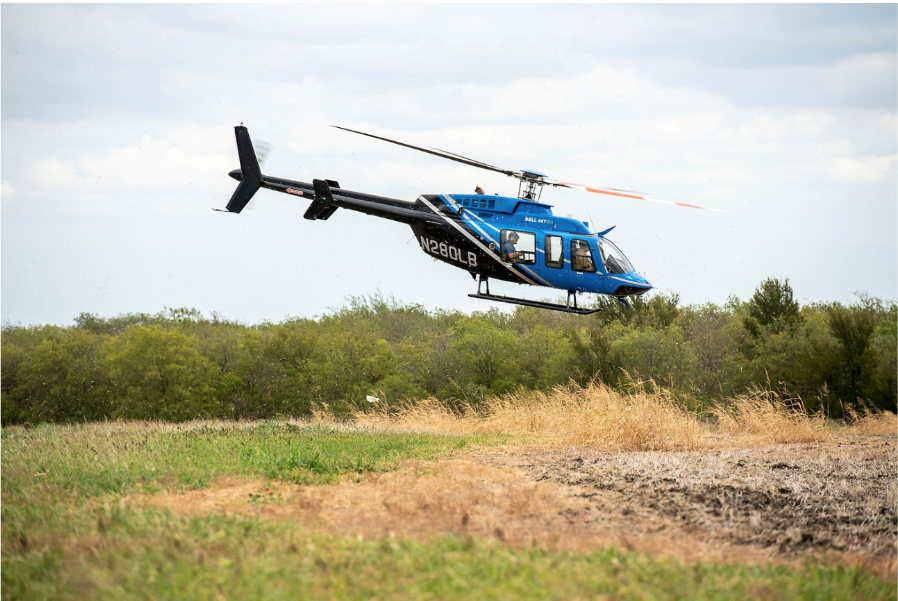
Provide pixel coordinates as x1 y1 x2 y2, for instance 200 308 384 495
516 169 549 201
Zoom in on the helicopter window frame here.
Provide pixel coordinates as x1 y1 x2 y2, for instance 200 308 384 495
570 239 597 273
597 239 634 274
544 235 564 269
499 229 536 265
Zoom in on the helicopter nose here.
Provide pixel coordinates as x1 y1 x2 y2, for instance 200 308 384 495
612 272 652 297
631 272 652 289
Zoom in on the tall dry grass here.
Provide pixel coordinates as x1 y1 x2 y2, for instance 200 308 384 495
353 381 843 450
843 403 898 436
710 387 831 444
355 381 703 451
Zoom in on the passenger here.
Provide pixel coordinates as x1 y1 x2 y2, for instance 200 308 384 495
572 242 594 271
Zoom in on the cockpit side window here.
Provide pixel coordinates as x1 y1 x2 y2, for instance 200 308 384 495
570 239 597 273
597 239 634 274
499 229 536 265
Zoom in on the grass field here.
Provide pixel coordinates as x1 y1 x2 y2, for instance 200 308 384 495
3 397 896 600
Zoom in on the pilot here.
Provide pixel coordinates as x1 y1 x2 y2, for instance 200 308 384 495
502 232 526 262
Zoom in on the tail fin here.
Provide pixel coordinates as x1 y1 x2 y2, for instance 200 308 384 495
225 125 262 213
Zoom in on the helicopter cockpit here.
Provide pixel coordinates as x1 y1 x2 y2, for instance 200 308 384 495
597 238 634 274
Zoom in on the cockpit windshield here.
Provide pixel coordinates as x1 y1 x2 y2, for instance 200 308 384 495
597 239 634 274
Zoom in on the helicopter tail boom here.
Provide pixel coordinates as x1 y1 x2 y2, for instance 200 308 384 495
225 126 263 213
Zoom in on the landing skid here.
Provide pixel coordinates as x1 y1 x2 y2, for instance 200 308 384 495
470 277 602 315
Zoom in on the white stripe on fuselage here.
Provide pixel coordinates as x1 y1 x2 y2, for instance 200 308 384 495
447 196 556 288
418 195 539 286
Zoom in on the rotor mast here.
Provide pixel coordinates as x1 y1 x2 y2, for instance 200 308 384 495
516 170 549 202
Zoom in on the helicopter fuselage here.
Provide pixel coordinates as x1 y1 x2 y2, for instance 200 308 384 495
228 168 653 299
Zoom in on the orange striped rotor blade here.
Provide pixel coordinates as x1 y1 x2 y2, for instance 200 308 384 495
553 181 729 213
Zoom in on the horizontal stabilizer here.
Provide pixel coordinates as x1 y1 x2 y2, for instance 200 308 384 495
317 205 339 220
305 179 338 220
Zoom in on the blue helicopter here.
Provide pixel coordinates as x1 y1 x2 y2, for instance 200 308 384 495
221 125 722 314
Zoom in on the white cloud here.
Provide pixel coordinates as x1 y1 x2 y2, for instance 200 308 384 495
822 154 898 184
735 112 836 142
1 181 14 202
28 157 77 189
828 52 897 93
881 113 898 138
25 126 231 194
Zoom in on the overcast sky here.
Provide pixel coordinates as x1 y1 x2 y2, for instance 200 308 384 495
2 3 896 326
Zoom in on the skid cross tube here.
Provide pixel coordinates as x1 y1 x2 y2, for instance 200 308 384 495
467 293 602 315
471 276 602 314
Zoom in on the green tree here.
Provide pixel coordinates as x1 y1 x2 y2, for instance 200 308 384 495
448 313 522 398
678 302 745 400
106 325 218 421
868 307 897 411
744 277 802 338
1 326 32 424
612 325 694 391
567 322 623 386
220 328 288 419
588 292 680 329
745 310 840 413
14 329 112 422
310 321 396 416
826 296 888 409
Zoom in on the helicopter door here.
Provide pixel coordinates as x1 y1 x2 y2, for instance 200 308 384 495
539 234 569 289
570 238 602 291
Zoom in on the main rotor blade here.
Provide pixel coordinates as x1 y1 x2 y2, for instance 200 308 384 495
548 180 729 212
332 126 517 178
430 147 506 172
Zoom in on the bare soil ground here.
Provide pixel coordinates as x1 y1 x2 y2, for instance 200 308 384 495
473 434 897 573
134 433 896 576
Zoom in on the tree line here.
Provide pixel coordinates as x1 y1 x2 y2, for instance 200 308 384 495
2 278 895 425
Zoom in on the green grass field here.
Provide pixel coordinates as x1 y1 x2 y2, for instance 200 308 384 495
2 421 894 600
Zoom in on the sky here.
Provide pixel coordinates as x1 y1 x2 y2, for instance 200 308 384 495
2 3 896 326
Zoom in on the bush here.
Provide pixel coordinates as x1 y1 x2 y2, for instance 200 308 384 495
106 325 218 420
2 284 895 425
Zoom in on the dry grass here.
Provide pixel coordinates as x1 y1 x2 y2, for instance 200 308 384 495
356 382 703 451
844 404 898 436
710 387 831 444
129 458 786 566
353 382 847 450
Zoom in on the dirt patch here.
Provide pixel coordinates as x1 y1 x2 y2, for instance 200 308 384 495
131 434 896 575
472 434 896 574
134 461 589 547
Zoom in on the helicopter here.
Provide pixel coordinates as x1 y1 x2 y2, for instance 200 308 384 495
220 124 723 314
